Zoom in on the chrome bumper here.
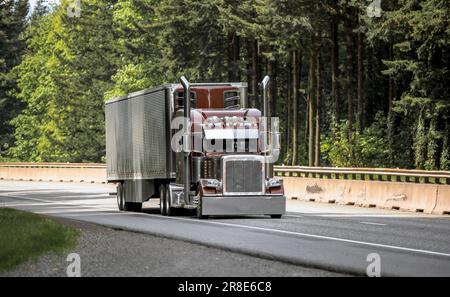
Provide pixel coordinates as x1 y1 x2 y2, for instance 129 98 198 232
202 195 286 216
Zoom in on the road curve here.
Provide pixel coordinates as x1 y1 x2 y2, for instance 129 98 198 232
1 181 449 276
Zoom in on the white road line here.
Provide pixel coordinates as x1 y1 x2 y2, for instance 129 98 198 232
141 213 450 258
359 221 387 226
0 194 113 210
287 213 445 218
285 214 304 218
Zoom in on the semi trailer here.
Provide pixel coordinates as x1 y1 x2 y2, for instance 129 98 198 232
105 76 285 218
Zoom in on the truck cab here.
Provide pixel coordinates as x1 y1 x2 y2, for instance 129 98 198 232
165 77 285 219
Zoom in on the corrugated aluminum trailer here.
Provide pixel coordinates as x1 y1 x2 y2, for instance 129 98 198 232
105 86 173 211
106 86 171 181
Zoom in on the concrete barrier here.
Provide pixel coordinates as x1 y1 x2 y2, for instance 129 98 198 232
281 176 450 215
434 185 450 215
0 165 107 183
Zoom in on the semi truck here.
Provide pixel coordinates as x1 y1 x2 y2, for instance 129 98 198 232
105 76 285 218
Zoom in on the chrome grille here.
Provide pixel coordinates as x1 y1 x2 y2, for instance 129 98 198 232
223 156 264 195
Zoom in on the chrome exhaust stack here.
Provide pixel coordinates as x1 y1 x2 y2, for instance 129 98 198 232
261 76 272 178
180 76 191 204
261 75 270 119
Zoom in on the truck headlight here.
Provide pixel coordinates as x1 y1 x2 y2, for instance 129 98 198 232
265 178 282 188
201 179 222 188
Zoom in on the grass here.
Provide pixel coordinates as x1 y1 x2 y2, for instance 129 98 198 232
0 208 80 272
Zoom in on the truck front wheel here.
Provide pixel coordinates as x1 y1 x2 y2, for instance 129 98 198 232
165 185 175 216
160 185 167 216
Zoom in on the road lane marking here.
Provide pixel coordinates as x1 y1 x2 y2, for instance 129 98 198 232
140 213 450 258
359 222 387 226
286 213 447 218
0 194 114 210
285 214 305 218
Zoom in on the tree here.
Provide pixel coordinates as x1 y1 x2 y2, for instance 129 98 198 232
0 0 28 158
10 0 118 162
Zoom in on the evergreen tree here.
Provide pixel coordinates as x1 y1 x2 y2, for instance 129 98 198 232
0 0 28 158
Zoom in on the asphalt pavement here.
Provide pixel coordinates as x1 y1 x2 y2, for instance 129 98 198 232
1 180 449 276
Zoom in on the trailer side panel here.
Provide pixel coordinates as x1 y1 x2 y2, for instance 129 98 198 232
106 88 169 181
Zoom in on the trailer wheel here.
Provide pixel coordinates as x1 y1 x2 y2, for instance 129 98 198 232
117 183 124 211
196 197 209 219
160 185 167 216
270 214 282 219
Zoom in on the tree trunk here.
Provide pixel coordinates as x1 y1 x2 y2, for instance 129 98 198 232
291 49 298 165
345 9 354 138
234 34 241 81
315 53 321 167
388 42 394 113
227 32 240 82
285 52 292 159
296 52 302 164
270 60 277 118
357 18 365 132
331 2 339 120
308 46 317 167
251 39 259 108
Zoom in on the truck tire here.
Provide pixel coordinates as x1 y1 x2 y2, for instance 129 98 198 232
270 214 282 219
124 202 142 212
165 185 174 216
160 185 167 216
196 197 209 220
117 183 124 211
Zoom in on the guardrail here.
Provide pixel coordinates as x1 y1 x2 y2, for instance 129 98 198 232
274 166 450 185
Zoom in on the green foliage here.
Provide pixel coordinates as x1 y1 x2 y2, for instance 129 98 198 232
9 0 117 162
321 114 391 168
0 0 448 170
0 0 28 157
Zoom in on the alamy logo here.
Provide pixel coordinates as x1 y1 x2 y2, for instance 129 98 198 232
367 0 382 18
67 0 81 18
366 253 381 277
66 253 81 277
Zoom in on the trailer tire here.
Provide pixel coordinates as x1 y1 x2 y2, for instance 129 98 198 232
270 214 282 219
117 183 125 211
160 185 167 216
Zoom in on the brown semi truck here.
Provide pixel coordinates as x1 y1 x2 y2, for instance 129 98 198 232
105 76 285 218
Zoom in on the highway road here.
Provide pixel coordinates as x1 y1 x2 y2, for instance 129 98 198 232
1 180 450 277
